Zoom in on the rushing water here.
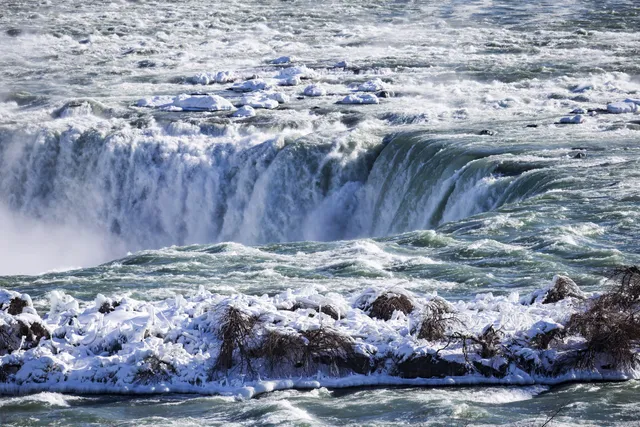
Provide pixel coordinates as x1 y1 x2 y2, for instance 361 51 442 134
1 0 640 425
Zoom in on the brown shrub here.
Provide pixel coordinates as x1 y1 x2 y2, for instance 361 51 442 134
255 329 306 373
7 298 27 315
565 265 640 370
212 306 260 374
531 328 565 350
454 325 503 361
253 327 367 376
367 292 414 321
418 298 458 341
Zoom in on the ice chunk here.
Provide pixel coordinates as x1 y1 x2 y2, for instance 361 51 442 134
303 84 327 97
240 93 279 109
279 75 301 86
214 71 236 83
191 72 213 85
136 96 174 108
334 60 349 68
624 98 640 105
559 115 585 124
172 94 234 111
607 101 638 114
231 79 274 92
276 65 317 80
232 105 256 118
266 92 289 104
337 94 380 105
358 78 384 92
271 56 294 65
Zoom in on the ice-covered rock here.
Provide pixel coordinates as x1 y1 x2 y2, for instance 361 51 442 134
358 78 384 92
231 79 274 92
270 55 294 65
559 115 585 124
607 101 638 114
279 75 301 86
303 84 327 97
570 108 587 115
172 94 235 111
232 105 256 118
337 94 380 105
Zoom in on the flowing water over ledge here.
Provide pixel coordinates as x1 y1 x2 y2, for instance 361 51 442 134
2 0 640 425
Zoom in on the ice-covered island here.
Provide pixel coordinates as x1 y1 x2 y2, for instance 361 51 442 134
2 268 639 399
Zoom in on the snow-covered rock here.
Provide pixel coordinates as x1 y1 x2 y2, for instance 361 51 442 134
303 84 327 97
338 93 380 105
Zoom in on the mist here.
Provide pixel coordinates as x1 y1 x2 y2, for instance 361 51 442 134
0 203 123 276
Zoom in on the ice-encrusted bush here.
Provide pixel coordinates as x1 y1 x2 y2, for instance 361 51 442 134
134 355 177 385
417 297 458 341
210 305 260 376
566 266 640 370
